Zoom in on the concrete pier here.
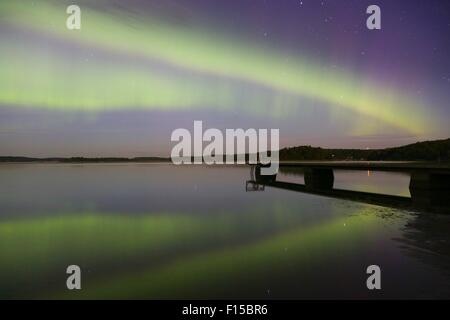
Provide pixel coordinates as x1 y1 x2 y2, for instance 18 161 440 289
304 168 334 190
251 162 450 214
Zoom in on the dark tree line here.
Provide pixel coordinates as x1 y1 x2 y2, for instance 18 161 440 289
280 138 450 161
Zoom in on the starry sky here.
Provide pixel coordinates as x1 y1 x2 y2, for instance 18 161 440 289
1 0 450 157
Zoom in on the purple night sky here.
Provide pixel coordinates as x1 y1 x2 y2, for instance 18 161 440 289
0 0 449 157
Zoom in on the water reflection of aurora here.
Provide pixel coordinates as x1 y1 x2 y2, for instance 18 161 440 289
0 208 386 299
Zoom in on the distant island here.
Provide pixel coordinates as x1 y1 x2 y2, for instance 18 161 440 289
1 138 449 163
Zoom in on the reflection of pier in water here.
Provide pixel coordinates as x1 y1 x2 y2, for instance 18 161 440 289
247 162 450 214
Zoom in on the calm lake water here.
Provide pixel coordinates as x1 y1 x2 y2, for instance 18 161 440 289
1 163 450 299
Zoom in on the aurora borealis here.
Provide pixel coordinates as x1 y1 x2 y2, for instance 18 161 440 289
1 0 450 156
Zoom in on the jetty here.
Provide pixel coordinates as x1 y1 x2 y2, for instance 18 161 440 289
247 162 450 214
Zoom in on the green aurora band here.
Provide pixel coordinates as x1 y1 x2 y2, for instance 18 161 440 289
0 0 432 134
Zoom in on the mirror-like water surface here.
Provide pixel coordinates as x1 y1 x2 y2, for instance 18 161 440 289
1 163 449 299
